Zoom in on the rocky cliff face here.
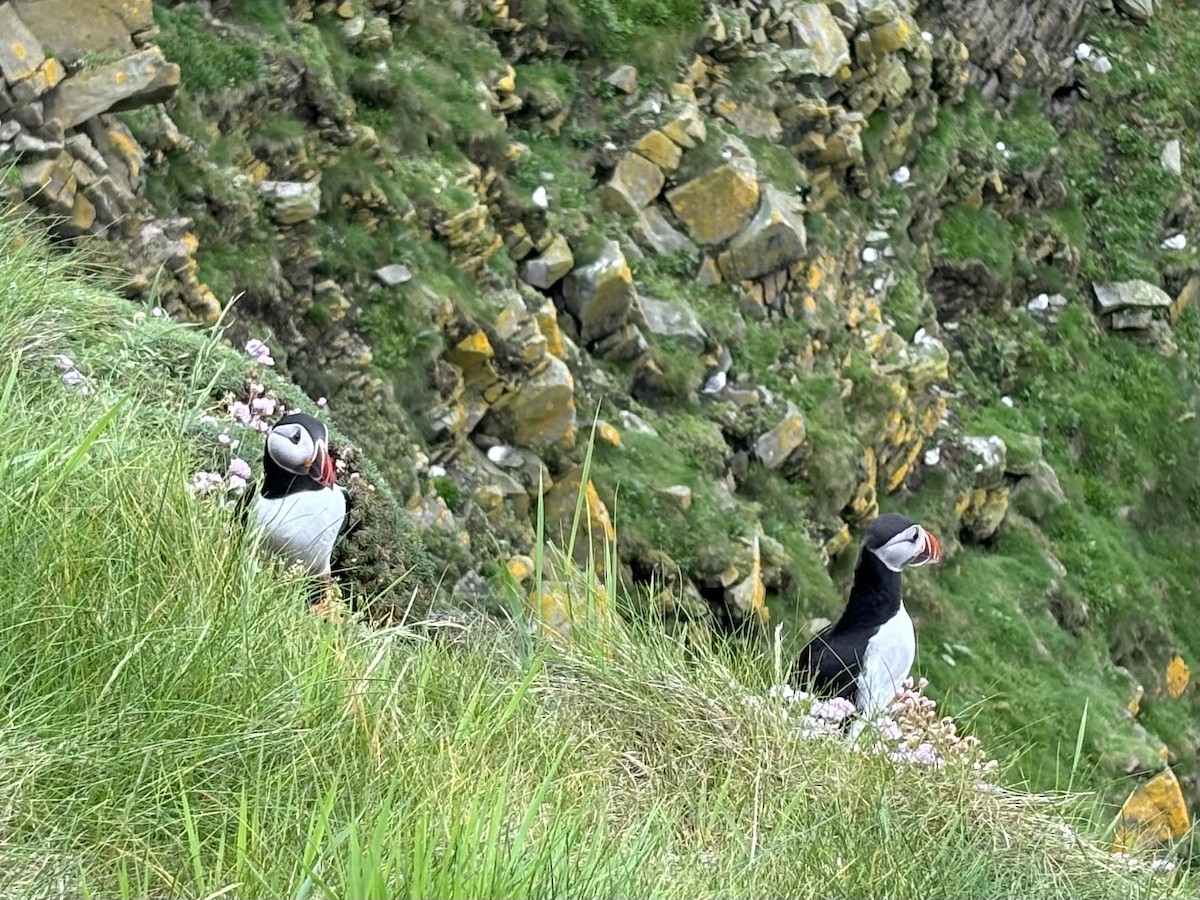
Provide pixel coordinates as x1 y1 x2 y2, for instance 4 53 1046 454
1 0 1197 836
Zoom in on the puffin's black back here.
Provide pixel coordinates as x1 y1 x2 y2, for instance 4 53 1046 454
789 514 912 696
261 412 330 499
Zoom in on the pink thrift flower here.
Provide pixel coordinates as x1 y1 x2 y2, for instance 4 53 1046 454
198 414 219 428
54 354 76 371
245 339 275 367
227 475 248 494
317 396 328 408
229 401 251 424
251 396 276 417
250 419 270 433
217 433 232 445
151 307 166 318
61 369 85 386
228 458 252 481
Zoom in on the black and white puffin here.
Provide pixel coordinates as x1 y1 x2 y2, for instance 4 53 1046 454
790 513 942 720
249 412 348 598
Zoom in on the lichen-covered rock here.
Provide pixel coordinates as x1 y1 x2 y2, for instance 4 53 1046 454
1009 460 1066 522
755 410 807 471
957 485 1009 542
661 102 707 148
1115 0 1154 23
1093 280 1172 315
8 0 154 63
543 465 616 573
666 154 760 246
522 233 573 289
0 3 45 85
631 206 696 257
483 355 576 449
259 179 321 224
44 47 179 128
959 434 1007 487
638 295 708 350
1113 767 1191 852
633 129 682 174
777 4 852 77
562 239 635 343
725 530 768 625
717 184 807 282
713 98 783 142
600 151 665 216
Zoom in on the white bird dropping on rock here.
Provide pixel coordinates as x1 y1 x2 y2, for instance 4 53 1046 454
924 447 941 466
1028 293 1050 311
891 166 911 185
532 185 549 209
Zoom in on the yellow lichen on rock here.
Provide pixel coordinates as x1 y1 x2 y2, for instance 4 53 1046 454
1165 654 1189 698
1113 767 1191 852
665 157 760 245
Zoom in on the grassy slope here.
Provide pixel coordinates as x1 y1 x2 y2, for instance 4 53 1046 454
111 0 1198 865
1 214 1194 898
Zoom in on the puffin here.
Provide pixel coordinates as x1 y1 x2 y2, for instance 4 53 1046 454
248 412 349 606
790 513 942 724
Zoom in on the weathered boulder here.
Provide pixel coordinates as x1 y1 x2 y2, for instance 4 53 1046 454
44 47 179 128
777 4 852 77
373 263 412 286
9 0 155 63
600 151 665 216
638 295 708 350
543 464 617 574
1114 767 1191 852
259 179 321 224
725 530 768 625
483 355 576 449
521 233 573 289
633 129 682 174
1009 460 1066 522
666 154 760 246
1115 0 1154 22
755 410 807 471
632 205 696 257
960 434 1007 487
606 64 638 94
713 98 783 142
661 102 707 148
0 3 44 84
562 240 635 343
717 184 807 282
1093 280 1172 315
1160 139 1181 177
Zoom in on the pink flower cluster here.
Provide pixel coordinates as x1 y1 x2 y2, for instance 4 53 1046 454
244 338 275 367
53 354 92 395
187 457 252 497
757 677 998 775
886 677 997 774
227 380 279 435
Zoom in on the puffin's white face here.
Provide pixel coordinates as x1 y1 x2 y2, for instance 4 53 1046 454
871 524 942 573
266 420 336 487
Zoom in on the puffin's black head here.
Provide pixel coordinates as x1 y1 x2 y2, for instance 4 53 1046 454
860 513 942 573
264 412 336 488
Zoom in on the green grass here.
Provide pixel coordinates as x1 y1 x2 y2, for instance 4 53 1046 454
1 209 1195 899
933 205 1015 279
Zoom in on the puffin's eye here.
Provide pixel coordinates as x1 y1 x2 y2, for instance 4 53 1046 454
289 431 301 444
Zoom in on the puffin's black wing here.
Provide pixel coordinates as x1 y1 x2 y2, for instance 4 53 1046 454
790 625 862 700
234 479 258 528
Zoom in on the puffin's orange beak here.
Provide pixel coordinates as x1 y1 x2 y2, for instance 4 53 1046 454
306 440 337 488
915 530 942 567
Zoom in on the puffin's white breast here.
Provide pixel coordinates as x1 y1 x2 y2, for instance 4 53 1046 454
251 488 347 576
856 604 915 717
